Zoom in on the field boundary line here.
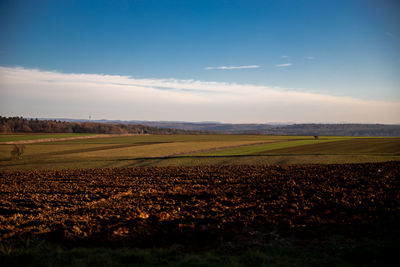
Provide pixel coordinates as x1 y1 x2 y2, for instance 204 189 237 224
0 134 147 145
132 153 400 160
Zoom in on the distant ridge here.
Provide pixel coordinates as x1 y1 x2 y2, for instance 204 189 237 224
0 117 208 135
38 118 400 137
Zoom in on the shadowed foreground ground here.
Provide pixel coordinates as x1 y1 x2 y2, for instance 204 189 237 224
0 162 399 266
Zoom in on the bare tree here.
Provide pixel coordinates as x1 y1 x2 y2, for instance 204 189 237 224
10 144 26 159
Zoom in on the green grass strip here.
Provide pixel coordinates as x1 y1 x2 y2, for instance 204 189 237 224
191 138 349 156
0 133 96 142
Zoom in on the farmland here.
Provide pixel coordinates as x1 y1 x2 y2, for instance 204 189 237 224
0 133 99 143
1 162 399 265
0 134 399 170
1 133 399 265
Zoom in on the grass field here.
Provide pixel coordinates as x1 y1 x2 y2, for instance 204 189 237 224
0 134 399 170
189 137 351 156
0 133 97 142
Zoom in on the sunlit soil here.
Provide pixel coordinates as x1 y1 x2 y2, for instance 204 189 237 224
0 162 398 250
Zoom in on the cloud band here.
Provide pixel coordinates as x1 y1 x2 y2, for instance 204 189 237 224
0 66 399 123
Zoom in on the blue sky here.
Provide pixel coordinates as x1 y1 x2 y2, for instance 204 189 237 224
0 0 399 123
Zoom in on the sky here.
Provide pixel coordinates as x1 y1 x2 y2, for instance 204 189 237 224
0 0 399 123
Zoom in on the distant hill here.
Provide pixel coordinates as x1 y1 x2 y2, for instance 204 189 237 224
0 117 207 135
42 119 292 132
36 118 400 137
249 123 400 137
131 121 400 136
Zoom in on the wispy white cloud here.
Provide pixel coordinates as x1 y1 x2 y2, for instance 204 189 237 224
281 55 289 58
0 66 399 123
204 65 261 70
304 56 315 60
275 63 293 67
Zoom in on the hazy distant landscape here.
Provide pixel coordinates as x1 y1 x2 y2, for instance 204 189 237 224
3 116 400 136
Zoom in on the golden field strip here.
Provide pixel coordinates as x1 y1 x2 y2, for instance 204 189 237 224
0 134 399 170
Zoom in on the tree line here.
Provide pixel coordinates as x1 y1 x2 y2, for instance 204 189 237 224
0 117 207 135
2 117 398 136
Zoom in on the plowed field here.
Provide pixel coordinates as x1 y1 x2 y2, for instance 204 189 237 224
265 138 400 154
1 162 399 250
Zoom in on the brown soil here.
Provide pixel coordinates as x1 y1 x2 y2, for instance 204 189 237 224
0 162 399 250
